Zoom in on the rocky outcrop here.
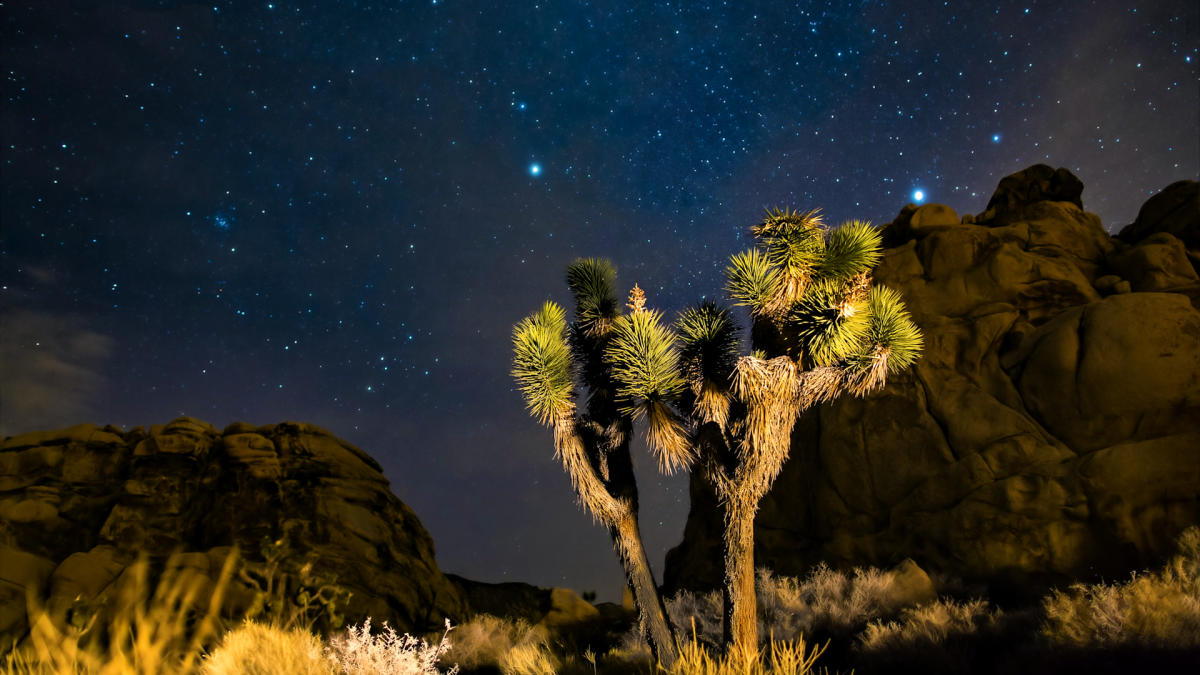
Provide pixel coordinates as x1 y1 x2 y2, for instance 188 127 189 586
1117 180 1200 249
0 418 468 646
666 169 1200 601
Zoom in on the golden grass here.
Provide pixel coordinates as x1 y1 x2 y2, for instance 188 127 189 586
10 530 1199 674
664 620 828 675
201 621 336 675
858 598 1001 652
1042 527 1200 649
443 614 545 672
4 550 238 675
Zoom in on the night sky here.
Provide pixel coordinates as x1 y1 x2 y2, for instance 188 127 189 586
2 1 1197 603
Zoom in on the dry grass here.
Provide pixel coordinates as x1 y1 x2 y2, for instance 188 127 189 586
12 532 1199 675
443 614 547 672
858 598 1001 652
496 642 559 675
3 550 238 675
201 621 337 675
665 564 924 649
663 619 827 675
1042 527 1200 649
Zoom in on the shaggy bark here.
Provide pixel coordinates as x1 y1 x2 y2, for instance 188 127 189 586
721 499 758 650
614 512 677 667
553 412 677 667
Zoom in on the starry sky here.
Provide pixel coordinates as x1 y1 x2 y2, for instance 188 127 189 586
2 1 1197 603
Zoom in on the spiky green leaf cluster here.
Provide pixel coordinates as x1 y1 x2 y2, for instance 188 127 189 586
604 309 685 412
754 208 826 280
819 220 883 281
511 301 574 425
725 248 780 312
846 285 923 375
789 279 872 366
676 302 740 386
566 257 619 337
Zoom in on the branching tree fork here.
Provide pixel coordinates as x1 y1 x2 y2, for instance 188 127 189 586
513 208 923 658
511 260 682 667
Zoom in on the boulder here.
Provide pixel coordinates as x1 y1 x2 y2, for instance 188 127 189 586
1108 233 1199 292
978 163 1084 225
665 169 1200 600
884 559 936 609
1117 180 1200 249
0 418 467 647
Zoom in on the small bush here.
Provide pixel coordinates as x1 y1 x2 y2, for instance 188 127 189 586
325 617 459 675
858 598 1001 651
665 588 724 648
201 621 336 675
666 564 930 649
1041 526 1200 649
444 614 546 671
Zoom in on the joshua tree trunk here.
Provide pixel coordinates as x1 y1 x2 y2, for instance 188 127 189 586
721 499 758 652
613 510 677 668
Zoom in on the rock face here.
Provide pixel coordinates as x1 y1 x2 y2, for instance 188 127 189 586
0 418 467 645
666 169 1200 601
1117 180 1200 249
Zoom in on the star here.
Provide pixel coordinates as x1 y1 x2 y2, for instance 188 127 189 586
912 189 925 203
529 163 541 177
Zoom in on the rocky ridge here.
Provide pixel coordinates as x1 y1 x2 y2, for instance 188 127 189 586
0 418 471 647
665 167 1200 600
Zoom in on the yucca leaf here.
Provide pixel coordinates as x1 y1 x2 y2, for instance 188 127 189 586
512 301 575 425
642 398 694 474
725 249 780 313
844 285 923 395
566 257 619 337
676 302 739 426
604 310 692 470
750 208 826 280
861 285 923 373
750 207 824 242
788 278 871 366
817 220 882 282
676 302 740 386
604 309 686 405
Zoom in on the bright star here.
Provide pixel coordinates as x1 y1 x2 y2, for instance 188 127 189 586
992 134 1001 143
912 190 925 203
529 163 541 177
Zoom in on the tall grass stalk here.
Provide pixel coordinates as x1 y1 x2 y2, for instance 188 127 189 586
4 549 238 675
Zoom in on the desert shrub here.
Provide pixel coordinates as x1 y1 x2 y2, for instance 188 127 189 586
858 598 1001 651
325 617 459 675
201 621 336 675
665 588 724 648
1042 526 1200 649
665 564 931 650
237 534 352 635
443 614 548 671
757 565 895 637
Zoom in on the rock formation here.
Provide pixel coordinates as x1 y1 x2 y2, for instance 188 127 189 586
0 418 468 646
666 167 1200 601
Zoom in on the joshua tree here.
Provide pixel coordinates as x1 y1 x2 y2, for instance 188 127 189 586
511 259 685 667
598 208 923 652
